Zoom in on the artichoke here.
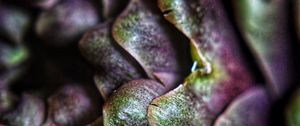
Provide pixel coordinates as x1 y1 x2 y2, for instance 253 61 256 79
0 0 299 126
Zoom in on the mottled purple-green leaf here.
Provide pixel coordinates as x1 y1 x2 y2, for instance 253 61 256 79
43 84 101 126
285 87 300 126
149 0 256 125
102 0 129 18
112 0 183 90
214 87 271 126
0 41 29 85
232 0 293 96
0 42 29 69
79 21 145 99
103 79 166 126
148 85 197 126
149 70 219 126
36 0 99 46
0 5 31 43
0 93 45 126
148 66 252 126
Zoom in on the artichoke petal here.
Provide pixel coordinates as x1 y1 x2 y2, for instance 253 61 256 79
79 21 145 99
103 79 166 126
0 4 31 43
44 83 101 126
232 0 294 96
1 93 45 126
36 0 100 46
112 0 183 90
214 87 271 126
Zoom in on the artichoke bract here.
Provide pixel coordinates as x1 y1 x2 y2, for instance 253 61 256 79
79 21 145 99
112 0 184 91
147 0 255 125
0 42 28 70
0 4 31 44
232 0 294 97
0 93 45 126
0 41 29 85
103 79 166 126
214 87 271 126
36 0 100 46
43 83 101 126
